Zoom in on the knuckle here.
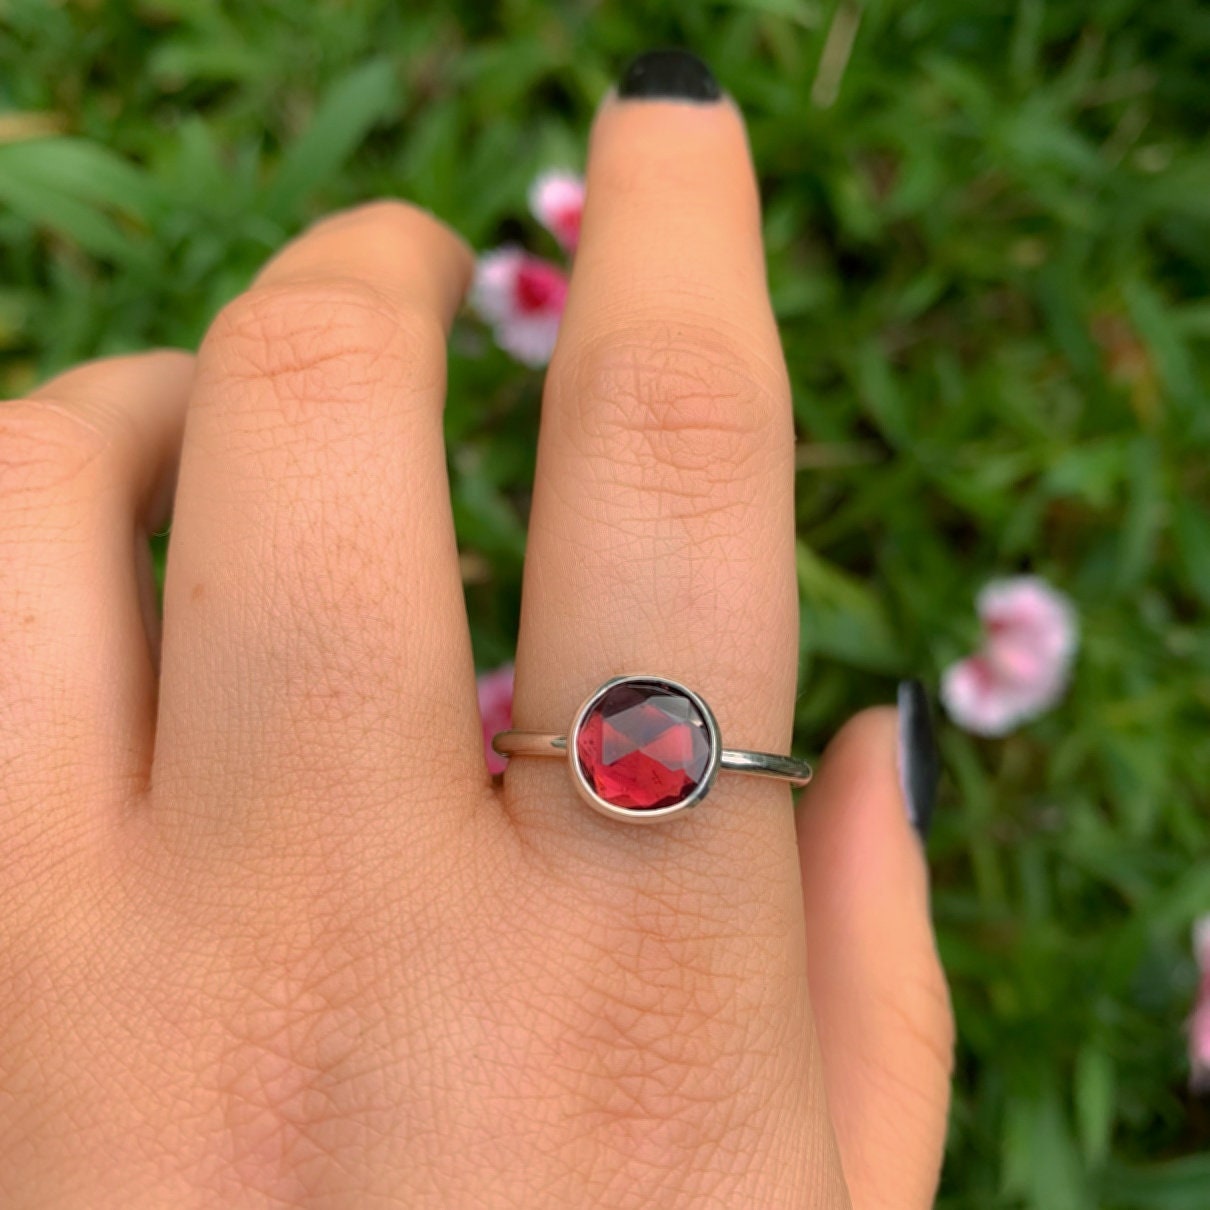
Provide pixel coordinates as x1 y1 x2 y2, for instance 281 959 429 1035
0 397 113 501
201 278 446 411
558 319 790 478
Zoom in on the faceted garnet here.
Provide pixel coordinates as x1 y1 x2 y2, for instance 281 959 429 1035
574 679 713 810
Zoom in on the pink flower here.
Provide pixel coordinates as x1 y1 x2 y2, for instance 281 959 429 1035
941 576 1078 736
1192 916 1210 1095
471 247 568 367
477 664 514 775
528 170 584 253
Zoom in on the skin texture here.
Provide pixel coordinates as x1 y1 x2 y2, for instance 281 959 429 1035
0 92 953 1207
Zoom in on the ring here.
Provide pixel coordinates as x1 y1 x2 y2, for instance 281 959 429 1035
491 674 813 824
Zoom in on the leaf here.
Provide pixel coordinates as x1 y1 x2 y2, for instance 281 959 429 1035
1113 437 1165 592
796 544 901 672
263 58 399 221
1043 438 1131 508
1008 0 1045 83
0 177 149 269
1073 1045 1115 1167
720 0 822 27
1001 1090 1092 1210
1123 277 1203 419
1097 1155 1210 1210
1172 494 1210 607
0 138 162 267
450 473 526 563
851 339 910 447
148 38 266 87
1001 1095 1036 1198
0 137 162 219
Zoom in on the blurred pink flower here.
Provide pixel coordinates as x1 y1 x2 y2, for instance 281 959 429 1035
1192 916 1210 1095
529 170 584 253
471 246 568 367
941 576 1078 736
477 664 514 776
529 170 585 252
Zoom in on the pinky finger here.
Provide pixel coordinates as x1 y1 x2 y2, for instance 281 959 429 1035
795 700 954 1209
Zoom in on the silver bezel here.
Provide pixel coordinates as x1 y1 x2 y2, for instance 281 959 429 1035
566 674 722 824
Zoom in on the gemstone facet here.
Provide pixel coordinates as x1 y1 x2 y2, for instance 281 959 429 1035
574 679 714 811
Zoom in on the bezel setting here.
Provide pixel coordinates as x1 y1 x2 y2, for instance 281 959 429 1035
567 674 722 823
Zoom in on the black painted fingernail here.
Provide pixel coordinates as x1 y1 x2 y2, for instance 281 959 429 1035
897 679 940 843
618 49 722 102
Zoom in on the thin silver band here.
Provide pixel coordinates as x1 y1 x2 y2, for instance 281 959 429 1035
492 731 814 788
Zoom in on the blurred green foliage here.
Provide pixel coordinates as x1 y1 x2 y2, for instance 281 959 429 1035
2 1 1208 1204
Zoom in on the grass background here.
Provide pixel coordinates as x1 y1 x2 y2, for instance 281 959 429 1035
2 1 1208 1204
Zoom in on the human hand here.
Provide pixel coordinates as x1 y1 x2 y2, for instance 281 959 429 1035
0 51 952 1208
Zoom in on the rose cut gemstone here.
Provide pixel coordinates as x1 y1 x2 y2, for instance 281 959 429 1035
574 679 713 810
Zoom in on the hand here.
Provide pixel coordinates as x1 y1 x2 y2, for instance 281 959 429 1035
0 53 952 1208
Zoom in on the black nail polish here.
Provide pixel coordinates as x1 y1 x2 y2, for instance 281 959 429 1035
618 49 722 103
898 680 940 842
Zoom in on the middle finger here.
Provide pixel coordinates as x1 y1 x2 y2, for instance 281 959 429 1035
155 202 484 850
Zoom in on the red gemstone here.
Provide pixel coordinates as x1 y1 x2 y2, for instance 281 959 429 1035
574 680 712 810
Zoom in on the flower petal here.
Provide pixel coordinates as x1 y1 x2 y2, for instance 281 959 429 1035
984 643 1071 716
528 169 584 253
1191 998 1210 1094
940 654 1039 737
494 310 563 367
471 246 529 325
978 576 1079 675
1191 946 1210 1095
942 576 1080 735
471 248 568 367
477 664 514 776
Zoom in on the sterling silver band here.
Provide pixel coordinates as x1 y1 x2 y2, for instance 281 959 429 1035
491 731 814 787
490 673 812 825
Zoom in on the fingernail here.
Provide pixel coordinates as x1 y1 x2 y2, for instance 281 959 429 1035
617 49 722 103
897 679 940 843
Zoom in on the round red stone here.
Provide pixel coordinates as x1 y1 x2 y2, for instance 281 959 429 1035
574 680 712 810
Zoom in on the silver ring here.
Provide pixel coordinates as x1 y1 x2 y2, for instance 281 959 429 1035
491 673 813 824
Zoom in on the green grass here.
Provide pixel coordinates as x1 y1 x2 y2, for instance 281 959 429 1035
3 1 1209 1204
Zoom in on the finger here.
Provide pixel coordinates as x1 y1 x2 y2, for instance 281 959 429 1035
0 352 193 834
796 696 954 1209
155 202 482 848
503 55 848 1201
509 58 797 854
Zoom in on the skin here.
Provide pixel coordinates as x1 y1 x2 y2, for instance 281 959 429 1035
0 93 953 1207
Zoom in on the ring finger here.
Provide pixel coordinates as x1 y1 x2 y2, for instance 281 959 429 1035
509 54 800 863
502 52 842 1201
